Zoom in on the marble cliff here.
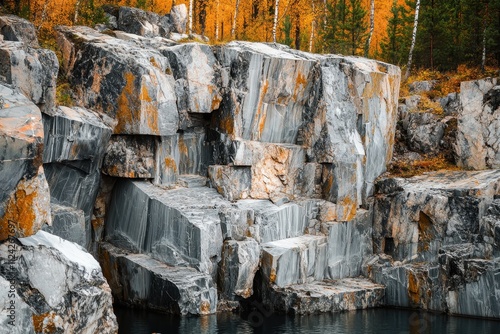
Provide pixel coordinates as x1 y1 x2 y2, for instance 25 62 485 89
0 5 499 332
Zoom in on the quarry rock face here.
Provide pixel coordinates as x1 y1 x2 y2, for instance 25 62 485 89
3 5 500 329
0 84 50 241
0 40 58 114
56 25 178 136
369 170 500 318
114 6 172 38
0 15 39 47
0 231 118 333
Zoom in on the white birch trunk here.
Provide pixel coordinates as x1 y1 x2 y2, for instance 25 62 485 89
231 0 241 39
273 0 280 43
189 0 194 35
215 0 220 41
309 21 316 52
482 26 487 71
365 0 375 57
323 0 327 30
405 0 420 81
309 1 316 52
74 0 81 24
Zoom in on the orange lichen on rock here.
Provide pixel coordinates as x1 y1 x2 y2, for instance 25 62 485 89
164 157 178 173
1 186 37 241
293 72 307 100
115 71 138 134
0 167 51 241
32 312 58 333
140 81 159 135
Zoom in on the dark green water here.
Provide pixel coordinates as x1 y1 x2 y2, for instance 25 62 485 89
114 306 500 334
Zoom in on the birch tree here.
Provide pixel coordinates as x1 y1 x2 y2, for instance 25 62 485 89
231 0 241 39
74 0 81 24
215 0 220 40
309 0 316 52
272 0 280 43
405 0 420 80
188 0 194 35
364 0 374 57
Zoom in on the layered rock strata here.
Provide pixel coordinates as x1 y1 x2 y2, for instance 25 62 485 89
368 170 500 318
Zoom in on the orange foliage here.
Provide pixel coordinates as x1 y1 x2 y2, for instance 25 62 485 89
1 0 397 55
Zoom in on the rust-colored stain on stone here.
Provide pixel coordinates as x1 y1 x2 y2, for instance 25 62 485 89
200 300 211 314
338 197 357 222
32 312 57 333
408 271 420 305
418 211 434 252
211 94 222 111
164 157 178 173
269 268 277 284
115 72 137 134
140 82 159 134
254 80 269 139
293 72 307 100
0 186 37 241
115 72 159 134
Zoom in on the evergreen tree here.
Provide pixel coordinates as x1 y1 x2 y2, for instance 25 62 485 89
380 0 412 65
281 15 294 46
322 0 367 55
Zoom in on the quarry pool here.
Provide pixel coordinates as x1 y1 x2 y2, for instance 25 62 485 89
114 306 500 334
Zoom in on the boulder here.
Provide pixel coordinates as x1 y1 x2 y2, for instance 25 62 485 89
409 80 437 94
0 15 39 47
0 231 118 333
160 43 222 127
404 112 446 154
43 203 87 248
0 41 58 114
100 242 217 315
102 135 156 178
455 78 500 169
324 208 373 279
170 4 188 34
438 92 461 115
373 170 500 263
42 106 113 173
56 26 178 136
0 84 50 241
261 278 385 314
261 235 327 287
117 6 171 38
212 42 320 144
218 238 260 300
105 180 228 275
302 56 400 212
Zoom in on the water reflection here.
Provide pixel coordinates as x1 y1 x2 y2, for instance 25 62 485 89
114 306 500 334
